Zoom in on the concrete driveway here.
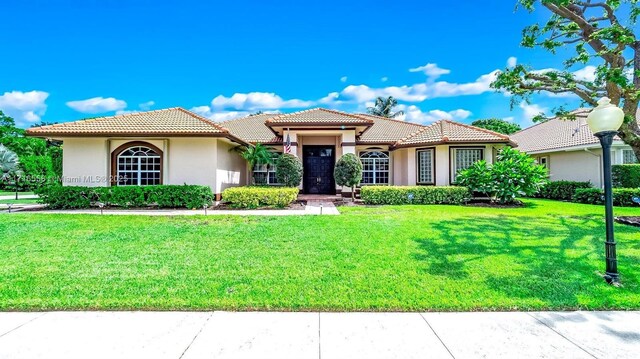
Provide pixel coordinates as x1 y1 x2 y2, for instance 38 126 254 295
0 311 638 358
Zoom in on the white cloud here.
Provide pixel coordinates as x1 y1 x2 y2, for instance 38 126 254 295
0 90 49 125
572 65 597 82
395 104 472 124
190 106 251 122
66 97 127 114
519 102 548 127
503 116 515 122
381 77 388 82
507 56 517 68
211 92 314 111
340 76 348 83
139 101 155 111
409 63 451 80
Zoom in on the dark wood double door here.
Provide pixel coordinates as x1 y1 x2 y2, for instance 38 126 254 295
303 146 335 194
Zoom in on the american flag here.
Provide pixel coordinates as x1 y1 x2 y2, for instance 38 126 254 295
284 131 291 154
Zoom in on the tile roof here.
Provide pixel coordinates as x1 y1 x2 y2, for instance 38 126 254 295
264 108 373 125
355 114 426 143
510 110 638 153
394 120 512 147
26 108 246 141
220 113 282 143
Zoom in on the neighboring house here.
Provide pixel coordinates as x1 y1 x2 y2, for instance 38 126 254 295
26 107 514 198
511 114 639 188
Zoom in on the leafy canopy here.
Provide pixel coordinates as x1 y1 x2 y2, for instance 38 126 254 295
366 96 405 118
275 154 303 187
491 0 640 159
471 118 522 135
334 153 362 199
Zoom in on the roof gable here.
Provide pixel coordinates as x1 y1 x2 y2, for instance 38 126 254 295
264 108 373 126
394 120 512 147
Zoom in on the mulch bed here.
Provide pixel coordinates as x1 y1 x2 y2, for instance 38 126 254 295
213 200 307 211
615 216 640 227
464 200 524 208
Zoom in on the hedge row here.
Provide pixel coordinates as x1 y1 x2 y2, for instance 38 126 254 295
612 164 640 188
573 188 640 207
222 186 299 209
360 186 469 205
35 185 214 209
536 181 592 201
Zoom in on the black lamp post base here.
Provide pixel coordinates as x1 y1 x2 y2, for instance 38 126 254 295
604 272 620 284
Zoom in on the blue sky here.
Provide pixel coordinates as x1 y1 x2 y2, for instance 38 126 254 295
0 0 585 128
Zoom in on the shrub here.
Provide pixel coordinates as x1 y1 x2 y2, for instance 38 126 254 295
456 147 548 204
275 154 303 187
612 164 640 188
35 184 214 209
573 188 640 207
18 155 57 190
222 186 299 209
536 181 592 200
334 153 362 200
360 186 470 205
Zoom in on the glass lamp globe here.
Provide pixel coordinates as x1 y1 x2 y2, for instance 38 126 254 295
587 97 624 134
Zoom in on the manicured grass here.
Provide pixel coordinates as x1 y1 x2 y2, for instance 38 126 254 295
0 198 40 205
0 191 34 196
0 199 639 311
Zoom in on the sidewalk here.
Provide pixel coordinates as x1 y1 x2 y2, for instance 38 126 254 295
0 311 637 358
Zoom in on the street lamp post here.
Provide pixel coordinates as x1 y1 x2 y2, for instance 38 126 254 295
587 97 625 284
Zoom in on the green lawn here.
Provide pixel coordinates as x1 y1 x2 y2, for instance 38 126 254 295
0 191 34 197
0 199 639 311
0 198 40 205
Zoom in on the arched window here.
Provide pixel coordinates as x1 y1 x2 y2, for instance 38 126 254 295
360 151 389 185
112 142 162 186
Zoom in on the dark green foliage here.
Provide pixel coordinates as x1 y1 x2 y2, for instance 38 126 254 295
360 186 470 205
456 147 548 204
536 180 592 200
275 154 303 187
573 188 640 207
612 164 640 188
334 153 362 199
35 185 214 209
222 186 299 208
471 118 522 135
18 155 57 190
366 96 404 118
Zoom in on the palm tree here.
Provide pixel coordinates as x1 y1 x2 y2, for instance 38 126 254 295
367 96 404 118
232 143 275 184
0 144 23 199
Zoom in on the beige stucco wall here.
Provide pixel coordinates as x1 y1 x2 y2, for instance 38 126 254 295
61 138 109 187
216 139 246 194
166 138 218 188
536 149 604 188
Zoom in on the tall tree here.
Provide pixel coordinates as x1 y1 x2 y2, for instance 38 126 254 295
367 96 405 118
492 0 640 159
472 119 522 135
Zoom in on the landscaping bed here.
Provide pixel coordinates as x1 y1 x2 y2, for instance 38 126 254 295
615 216 640 227
214 199 307 211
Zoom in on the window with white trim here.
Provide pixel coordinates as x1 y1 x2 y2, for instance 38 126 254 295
253 152 281 185
117 146 162 186
417 149 435 184
452 148 484 181
536 156 549 169
623 149 638 164
360 151 389 185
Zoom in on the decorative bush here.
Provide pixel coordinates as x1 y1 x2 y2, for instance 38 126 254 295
573 188 640 207
275 154 303 187
18 155 57 190
612 164 640 188
536 180 592 200
35 184 214 209
334 153 362 200
360 186 469 205
222 186 299 209
456 147 548 204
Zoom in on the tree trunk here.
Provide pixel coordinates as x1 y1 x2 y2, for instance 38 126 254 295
351 186 355 201
617 122 640 162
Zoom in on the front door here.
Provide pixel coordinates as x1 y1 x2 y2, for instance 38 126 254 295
303 146 335 194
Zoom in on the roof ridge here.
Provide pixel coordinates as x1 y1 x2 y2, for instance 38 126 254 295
29 107 184 131
175 107 229 133
441 119 511 140
394 125 429 146
264 107 374 123
355 113 426 127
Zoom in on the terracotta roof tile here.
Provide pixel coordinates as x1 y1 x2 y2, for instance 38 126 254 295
510 110 639 153
26 108 232 137
220 113 282 143
264 108 373 125
355 114 426 143
396 120 511 147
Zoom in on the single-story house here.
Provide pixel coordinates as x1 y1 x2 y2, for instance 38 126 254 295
26 107 514 198
511 113 639 188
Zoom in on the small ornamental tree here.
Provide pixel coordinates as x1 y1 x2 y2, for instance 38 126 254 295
457 147 548 204
275 154 303 187
334 153 362 201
